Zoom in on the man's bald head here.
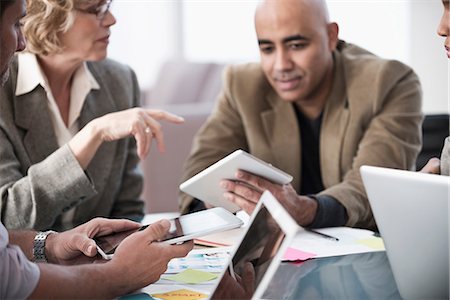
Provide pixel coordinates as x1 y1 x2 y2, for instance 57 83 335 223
253 0 339 106
256 0 330 27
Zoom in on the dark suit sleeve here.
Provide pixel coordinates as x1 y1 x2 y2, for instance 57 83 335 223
307 195 348 228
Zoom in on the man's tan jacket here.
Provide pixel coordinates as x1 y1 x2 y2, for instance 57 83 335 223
180 41 423 229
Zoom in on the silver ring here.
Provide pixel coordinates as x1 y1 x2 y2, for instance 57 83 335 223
145 127 151 134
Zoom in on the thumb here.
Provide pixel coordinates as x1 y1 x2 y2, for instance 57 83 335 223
73 235 98 257
143 219 171 242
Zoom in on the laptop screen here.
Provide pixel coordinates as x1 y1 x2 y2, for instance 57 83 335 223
211 203 286 299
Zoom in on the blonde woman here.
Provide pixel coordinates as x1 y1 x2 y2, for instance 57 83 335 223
0 0 183 230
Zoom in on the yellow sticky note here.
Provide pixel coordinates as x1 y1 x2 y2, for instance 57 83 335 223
358 237 385 250
151 289 208 300
164 269 218 284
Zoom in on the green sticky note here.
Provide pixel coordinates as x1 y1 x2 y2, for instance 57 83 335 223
164 269 218 284
358 237 385 250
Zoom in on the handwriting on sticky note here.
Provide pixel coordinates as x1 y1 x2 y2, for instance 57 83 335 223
164 269 218 284
357 237 385 250
282 247 317 261
151 289 208 300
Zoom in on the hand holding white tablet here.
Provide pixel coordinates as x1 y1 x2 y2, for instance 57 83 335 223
180 150 293 212
95 208 243 259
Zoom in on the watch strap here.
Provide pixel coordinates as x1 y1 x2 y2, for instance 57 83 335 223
33 230 55 263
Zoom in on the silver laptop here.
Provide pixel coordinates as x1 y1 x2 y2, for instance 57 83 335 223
210 190 301 299
361 165 449 300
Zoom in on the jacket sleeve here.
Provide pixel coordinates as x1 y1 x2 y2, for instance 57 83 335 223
109 68 144 220
0 136 97 230
320 63 423 229
179 66 249 213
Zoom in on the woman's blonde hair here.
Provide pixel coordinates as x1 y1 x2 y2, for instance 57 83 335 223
23 0 93 55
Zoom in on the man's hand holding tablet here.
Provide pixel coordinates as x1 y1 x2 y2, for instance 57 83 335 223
95 208 243 259
180 150 293 213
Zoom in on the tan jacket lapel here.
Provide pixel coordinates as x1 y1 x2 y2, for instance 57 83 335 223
320 51 350 188
261 89 301 191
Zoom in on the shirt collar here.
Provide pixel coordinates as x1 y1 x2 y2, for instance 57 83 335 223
15 52 45 96
15 52 100 96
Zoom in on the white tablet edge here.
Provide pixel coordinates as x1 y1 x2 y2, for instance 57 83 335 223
179 149 294 212
211 190 300 298
163 207 244 244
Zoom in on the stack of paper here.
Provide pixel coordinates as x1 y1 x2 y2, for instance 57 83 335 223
289 227 385 259
193 211 249 247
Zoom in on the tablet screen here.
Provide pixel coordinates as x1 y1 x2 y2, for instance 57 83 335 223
211 203 285 299
162 210 230 242
95 208 242 255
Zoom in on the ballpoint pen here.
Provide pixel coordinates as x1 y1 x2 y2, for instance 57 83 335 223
306 229 339 242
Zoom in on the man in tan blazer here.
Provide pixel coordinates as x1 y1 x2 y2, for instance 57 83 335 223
180 0 422 230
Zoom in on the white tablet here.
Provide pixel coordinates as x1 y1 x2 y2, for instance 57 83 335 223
210 191 301 299
95 207 243 259
161 207 244 244
180 149 293 212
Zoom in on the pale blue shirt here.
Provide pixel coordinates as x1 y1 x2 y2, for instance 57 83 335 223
0 222 40 299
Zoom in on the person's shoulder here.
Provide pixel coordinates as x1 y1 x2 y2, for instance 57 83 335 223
0 55 19 95
339 41 421 109
223 62 270 93
87 58 135 80
225 62 265 80
339 41 414 78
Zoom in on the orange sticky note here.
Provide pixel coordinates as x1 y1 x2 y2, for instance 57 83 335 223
151 289 208 300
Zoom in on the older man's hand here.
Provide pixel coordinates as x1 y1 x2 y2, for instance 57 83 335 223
220 170 318 226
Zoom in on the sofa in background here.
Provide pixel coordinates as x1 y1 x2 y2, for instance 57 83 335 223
140 60 225 213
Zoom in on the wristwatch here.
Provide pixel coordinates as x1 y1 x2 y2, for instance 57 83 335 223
33 230 55 263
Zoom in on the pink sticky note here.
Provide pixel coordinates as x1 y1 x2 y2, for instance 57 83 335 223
282 247 317 261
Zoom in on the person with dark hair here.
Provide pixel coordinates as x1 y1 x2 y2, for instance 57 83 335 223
0 0 192 298
421 0 450 176
0 0 22 85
